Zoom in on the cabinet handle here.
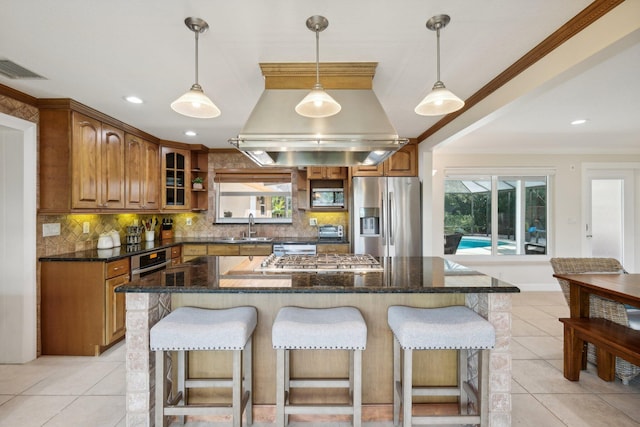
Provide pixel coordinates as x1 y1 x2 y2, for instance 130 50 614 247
113 267 120 270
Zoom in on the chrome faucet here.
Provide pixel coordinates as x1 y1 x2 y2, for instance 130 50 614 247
247 213 256 237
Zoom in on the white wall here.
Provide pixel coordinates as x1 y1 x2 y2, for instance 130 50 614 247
0 115 37 363
420 151 640 291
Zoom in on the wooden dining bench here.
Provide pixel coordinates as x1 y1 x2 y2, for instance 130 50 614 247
559 317 640 382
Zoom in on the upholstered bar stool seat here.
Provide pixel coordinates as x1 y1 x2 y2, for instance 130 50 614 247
388 305 495 426
150 306 257 427
272 306 367 427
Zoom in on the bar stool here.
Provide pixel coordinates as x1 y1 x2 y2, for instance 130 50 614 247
150 306 257 427
272 306 367 427
387 305 495 426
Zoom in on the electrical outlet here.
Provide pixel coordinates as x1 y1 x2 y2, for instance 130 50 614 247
82 222 90 234
43 223 61 237
186 217 192 226
309 218 317 226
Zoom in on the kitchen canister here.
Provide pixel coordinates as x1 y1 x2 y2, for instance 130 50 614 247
145 230 155 242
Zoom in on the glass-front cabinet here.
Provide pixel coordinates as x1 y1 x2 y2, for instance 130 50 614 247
162 146 191 210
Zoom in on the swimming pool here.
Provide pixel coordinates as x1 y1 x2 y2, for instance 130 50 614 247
458 236 508 249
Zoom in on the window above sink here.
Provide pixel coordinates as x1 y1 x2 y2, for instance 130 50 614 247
214 171 293 224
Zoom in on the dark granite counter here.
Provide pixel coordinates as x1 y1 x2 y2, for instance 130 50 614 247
39 237 348 262
116 255 519 294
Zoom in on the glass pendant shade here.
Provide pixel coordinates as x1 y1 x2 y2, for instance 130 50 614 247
171 84 221 118
295 84 342 118
414 81 464 116
172 17 220 119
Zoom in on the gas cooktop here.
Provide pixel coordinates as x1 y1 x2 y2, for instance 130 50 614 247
257 253 383 273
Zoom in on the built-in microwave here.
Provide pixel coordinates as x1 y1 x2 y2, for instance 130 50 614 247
311 188 344 208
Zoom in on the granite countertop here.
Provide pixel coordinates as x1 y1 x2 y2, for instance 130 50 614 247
116 256 520 294
39 237 348 262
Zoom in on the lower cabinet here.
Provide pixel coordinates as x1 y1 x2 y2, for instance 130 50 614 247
182 243 273 261
317 243 350 254
41 258 129 356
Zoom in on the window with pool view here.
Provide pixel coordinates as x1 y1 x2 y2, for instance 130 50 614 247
444 175 548 255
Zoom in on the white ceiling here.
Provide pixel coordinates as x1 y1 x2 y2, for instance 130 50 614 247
1 0 638 154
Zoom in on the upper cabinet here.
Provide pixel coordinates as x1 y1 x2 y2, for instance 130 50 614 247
351 143 417 177
307 167 347 180
125 134 159 211
38 100 160 213
161 146 191 211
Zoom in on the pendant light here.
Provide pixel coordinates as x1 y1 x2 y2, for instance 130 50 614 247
295 15 341 118
415 14 464 116
171 17 221 119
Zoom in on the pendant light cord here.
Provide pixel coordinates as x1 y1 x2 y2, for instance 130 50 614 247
194 30 200 86
435 26 441 83
315 26 320 87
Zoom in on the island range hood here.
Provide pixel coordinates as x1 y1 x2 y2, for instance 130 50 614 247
229 89 408 167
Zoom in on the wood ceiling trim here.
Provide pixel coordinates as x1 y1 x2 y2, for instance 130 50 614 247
0 83 38 106
417 0 626 143
260 62 377 89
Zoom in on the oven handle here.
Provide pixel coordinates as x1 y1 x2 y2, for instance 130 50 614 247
131 260 172 275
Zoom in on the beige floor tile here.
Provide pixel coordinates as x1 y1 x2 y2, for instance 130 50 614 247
85 362 126 395
512 359 590 394
536 304 570 318
42 395 125 427
512 318 548 337
599 393 640 423
23 360 121 395
510 339 540 360
0 364 55 394
511 379 528 394
513 336 564 360
511 393 565 426
0 395 76 427
512 291 565 306
530 317 564 337
535 393 640 427
0 395 11 405
512 305 556 320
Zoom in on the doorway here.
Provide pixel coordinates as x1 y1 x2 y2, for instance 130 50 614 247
0 113 37 363
583 167 635 271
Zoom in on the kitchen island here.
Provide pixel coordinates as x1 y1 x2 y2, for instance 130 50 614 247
116 255 518 426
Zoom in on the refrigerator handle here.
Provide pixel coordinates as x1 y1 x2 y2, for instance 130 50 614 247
380 192 385 241
389 191 394 245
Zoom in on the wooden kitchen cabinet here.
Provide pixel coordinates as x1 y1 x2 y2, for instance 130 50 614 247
317 243 350 254
162 146 191 211
125 134 160 210
182 244 207 262
239 244 272 256
171 245 182 265
38 99 159 213
41 258 129 355
351 143 417 177
307 166 347 180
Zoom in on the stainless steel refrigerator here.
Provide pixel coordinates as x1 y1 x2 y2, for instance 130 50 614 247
352 176 421 257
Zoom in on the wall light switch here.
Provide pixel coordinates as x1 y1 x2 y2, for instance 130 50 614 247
309 218 317 226
43 223 61 237
186 217 192 226
82 222 90 234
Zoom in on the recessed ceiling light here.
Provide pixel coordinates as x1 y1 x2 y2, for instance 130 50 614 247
184 130 197 137
124 95 143 104
571 119 588 125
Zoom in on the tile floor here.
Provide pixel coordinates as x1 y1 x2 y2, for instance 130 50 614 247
1 291 640 426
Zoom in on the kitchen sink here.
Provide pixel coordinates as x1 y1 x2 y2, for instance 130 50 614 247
212 237 273 243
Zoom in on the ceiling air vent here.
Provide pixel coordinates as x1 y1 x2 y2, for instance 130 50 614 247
0 60 46 79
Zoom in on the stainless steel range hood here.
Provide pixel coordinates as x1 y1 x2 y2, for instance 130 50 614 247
229 89 408 166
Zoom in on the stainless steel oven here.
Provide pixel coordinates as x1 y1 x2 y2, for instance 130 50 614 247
130 247 172 276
